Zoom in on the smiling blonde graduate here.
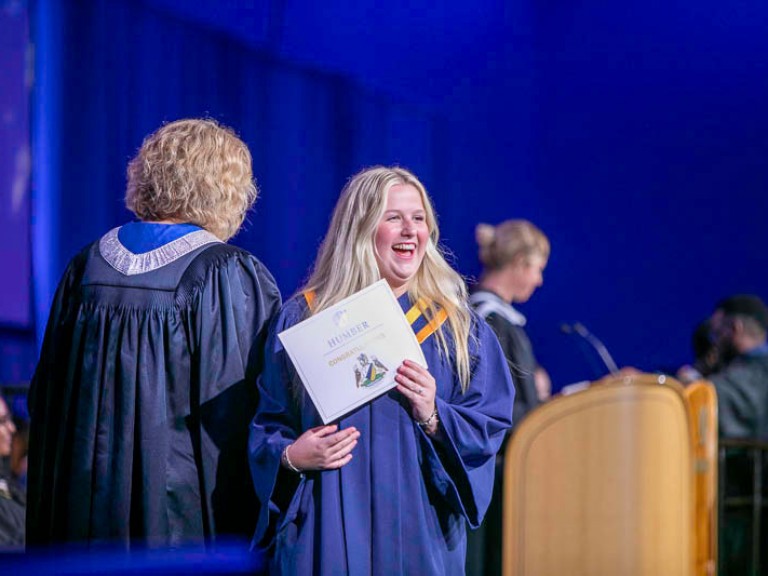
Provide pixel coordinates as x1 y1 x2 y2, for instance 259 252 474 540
249 166 514 576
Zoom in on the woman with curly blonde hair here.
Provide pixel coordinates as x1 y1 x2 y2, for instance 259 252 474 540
27 118 281 549
125 118 257 241
250 166 514 575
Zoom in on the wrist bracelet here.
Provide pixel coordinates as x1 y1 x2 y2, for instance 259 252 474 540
282 443 301 474
417 408 439 429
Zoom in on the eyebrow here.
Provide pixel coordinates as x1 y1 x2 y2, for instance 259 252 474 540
383 209 426 214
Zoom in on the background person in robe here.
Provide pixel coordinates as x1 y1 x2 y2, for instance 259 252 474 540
465 219 550 576
249 166 514 575
470 220 550 426
0 392 25 550
26 119 282 550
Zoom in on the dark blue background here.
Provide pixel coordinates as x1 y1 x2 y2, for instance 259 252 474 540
3 0 768 392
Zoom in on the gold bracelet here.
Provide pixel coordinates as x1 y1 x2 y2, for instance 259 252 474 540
417 408 439 429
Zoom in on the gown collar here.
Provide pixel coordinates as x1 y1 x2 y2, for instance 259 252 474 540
117 221 203 253
99 225 221 276
469 289 527 326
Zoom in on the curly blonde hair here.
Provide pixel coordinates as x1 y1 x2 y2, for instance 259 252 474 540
303 166 474 391
476 219 550 271
125 118 257 241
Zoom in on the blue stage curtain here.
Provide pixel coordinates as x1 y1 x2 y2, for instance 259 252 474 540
29 0 447 349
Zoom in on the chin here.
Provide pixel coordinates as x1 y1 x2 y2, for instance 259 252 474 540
385 277 413 295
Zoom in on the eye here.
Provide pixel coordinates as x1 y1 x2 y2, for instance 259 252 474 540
386 214 401 222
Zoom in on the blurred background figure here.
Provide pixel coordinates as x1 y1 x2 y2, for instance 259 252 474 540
677 318 723 384
470 219 551 426
691 319 723 378
534 366 552 403
0 392 25 551
466 219 550 576
677 294 768 439
677 294 768 576
9 419 28 489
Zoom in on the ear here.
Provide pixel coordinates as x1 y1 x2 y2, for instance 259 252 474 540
500 259 522 279
508 254 527 269
731 317 746 337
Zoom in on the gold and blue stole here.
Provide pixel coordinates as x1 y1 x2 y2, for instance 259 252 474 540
302 291 447 344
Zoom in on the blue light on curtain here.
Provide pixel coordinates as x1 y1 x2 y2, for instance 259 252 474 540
30 0 63 351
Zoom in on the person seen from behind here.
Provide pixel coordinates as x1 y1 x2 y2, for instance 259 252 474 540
27 118 281 550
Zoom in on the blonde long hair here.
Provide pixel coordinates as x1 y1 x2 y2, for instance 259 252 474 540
303 166 473 391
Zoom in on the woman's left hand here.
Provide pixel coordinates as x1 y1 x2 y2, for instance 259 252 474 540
395 359 437 426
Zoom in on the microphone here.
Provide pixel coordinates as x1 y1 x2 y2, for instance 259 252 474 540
561 322 619 375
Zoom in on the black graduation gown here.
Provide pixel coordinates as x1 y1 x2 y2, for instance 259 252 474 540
469 290 541 428
26 232 281 549
466 289 540 576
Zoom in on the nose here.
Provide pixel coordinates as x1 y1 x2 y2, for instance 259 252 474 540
0 416 14 434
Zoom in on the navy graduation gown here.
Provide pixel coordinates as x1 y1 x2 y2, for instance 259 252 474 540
27 227 281 549
249 293 514 575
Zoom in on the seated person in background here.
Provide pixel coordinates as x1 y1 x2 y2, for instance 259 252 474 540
677 294 768 440
466 219 549 576
469 219 551 427
9 419 27 488
677 318 722 384
692 319 723 377
0 393 24 550
680 295 768 576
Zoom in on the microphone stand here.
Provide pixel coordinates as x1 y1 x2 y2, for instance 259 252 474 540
561 322 620 375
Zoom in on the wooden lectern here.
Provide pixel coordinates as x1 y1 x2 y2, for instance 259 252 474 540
502 374 717 576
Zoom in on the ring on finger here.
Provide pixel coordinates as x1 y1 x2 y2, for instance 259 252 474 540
417 386 424 395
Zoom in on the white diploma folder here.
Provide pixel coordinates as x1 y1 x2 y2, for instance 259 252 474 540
278 280 427 424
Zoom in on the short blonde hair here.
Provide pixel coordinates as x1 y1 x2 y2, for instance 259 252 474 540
125 118 257 241
476 219 550 271
303 166 474 391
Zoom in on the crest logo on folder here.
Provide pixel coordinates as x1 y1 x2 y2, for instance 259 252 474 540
333 309 349 328
353 353 388 388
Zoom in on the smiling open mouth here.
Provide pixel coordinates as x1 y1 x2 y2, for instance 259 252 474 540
393 243 416 256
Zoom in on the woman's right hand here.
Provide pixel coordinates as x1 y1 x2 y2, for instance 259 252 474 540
285 424 360 471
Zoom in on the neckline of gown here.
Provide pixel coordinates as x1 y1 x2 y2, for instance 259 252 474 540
118 221 203 253
98 225 222 276
469 289 527 326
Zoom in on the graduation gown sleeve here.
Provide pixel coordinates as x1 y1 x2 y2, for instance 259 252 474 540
416 315 515 529
26 251 88 545
248 298 307 547
186 248 283 539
